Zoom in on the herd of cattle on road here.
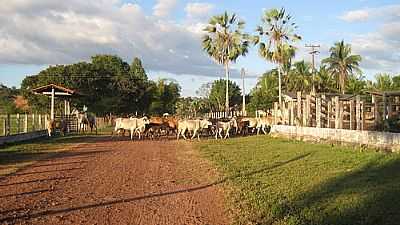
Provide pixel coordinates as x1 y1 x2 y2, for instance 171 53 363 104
45 107 279 140
113 115 277 141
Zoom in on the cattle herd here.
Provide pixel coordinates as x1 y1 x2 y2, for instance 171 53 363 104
113 115 277 141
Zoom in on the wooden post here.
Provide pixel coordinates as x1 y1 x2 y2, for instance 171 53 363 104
349 99 355 130
356 96 361 130
274 102 278 124
6 114 10 136
339 100 344 129
316 97 321 128
335 97 340 129
361 101 365 130
306 95 311 127
297 92 302 122
51 87 55 120
2 118 6 136
302 101 306 126
16 113 21 134
32 114 36 131
290 100 294 125
24 113 28 133
388 96 393 119
38 114 42 130
327 101 332 128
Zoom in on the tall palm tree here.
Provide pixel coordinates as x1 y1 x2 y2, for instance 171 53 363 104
202 12 249 114
322 40 362 94
254 8 301 105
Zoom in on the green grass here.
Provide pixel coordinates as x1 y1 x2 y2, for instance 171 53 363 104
198 136 400 225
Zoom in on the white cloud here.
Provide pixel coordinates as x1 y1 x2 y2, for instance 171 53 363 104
338 4 400 74
153 0 177 18
0 0 226 78
339 4 400 22
340 9 370 22
185 2 214 19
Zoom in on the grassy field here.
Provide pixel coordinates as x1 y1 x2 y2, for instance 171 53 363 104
0 126 113 176
198 136 400 225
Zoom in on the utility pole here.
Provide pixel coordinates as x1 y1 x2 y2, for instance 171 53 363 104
241 68 246 116
305 44 320 93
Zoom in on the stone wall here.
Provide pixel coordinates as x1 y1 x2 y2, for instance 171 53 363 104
270 125 400 152
0 130 48 146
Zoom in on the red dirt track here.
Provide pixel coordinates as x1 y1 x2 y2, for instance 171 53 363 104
0 137 229 225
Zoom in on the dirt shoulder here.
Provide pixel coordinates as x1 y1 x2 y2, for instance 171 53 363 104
0 137 230 225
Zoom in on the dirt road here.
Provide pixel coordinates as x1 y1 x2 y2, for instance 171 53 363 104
0 137 229 225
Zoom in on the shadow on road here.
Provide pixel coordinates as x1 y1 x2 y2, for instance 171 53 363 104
0 153 312 223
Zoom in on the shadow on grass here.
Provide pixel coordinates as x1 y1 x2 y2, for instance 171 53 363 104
270 157 400 225
0 153 312 223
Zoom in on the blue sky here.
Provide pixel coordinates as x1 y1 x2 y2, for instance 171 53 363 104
1 0 399 96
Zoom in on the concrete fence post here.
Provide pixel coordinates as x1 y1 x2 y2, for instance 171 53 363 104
17 113 21 134
38 114 42 130
32 114 36 131
24 114 28 133
2 118 6 136
6 114 11 136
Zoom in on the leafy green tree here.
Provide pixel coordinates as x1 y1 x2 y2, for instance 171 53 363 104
148 79 181 115
20 54 167 116
285 61 312 93
346 75 367 94
370 73 395 92
0 84 23 114
248 69 279 113
254 8 301 104
315 65 338 93
322 40 362 94
202 11 249 113
208 79 241 111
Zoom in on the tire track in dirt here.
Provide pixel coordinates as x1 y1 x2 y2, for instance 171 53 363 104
0 137 229 225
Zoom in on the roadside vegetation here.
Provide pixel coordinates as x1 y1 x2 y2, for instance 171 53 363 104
198 136 400 225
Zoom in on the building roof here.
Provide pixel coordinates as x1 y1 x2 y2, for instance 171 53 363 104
32 83 80 96
366 90 400 97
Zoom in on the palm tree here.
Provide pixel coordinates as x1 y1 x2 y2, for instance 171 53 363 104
286 61 312 92
322 40 362 94
254 8 301 105
202 12 249 114
315 65 337 93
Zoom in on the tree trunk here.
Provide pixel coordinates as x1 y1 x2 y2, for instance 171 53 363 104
225 62 230 115
278 66 282 106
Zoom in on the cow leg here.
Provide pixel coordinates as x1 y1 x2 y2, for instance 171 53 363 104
191 129 198 140
262 126 267 135
224 128 230 139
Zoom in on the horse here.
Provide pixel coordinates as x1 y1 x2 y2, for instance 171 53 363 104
72 109 97 134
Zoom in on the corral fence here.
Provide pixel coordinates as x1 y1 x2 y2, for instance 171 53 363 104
205 111 247 119
1 114 50 136
270 91 400 132
1 113 113 137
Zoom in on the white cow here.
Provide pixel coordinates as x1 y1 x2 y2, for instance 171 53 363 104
113 116 149 140
177 119 212 140
215 117 237 139
256 117 273 135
